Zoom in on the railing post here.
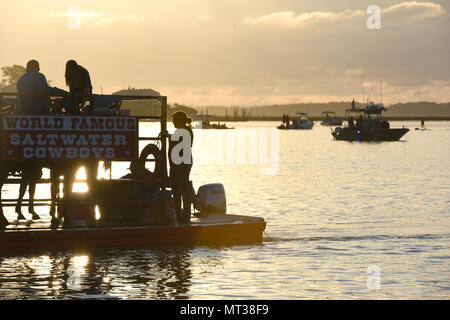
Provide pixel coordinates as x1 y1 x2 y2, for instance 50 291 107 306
160 96 170 225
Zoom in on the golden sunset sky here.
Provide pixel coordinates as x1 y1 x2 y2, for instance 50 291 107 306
0 0 449 105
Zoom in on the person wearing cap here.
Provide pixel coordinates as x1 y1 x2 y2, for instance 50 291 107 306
121 160 156 199
16 59 68 115
122 160 153 181
169 111 194 224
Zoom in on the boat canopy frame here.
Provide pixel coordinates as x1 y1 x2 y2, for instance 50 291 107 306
0 91 170 225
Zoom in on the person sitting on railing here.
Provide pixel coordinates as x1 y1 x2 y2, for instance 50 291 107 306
64 60 99 223
63 60 93 114
16 60 68 115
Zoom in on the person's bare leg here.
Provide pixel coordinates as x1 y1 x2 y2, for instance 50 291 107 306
0 171 9 228
85 161 98 222
28 181 40 220
50 169 59 219
170 167 183 223
180 165 192 223
16 178 27 220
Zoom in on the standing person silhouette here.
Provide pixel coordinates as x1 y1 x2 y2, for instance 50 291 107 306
169 111 194 224
15 59 68 220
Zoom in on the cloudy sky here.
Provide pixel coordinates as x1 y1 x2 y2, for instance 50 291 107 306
0 0 449 105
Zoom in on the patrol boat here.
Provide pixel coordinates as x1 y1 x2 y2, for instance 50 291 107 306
331 102 409 141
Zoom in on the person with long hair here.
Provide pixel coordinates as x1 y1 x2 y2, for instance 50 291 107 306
169 111 194 224
50 60 96 224
64 59 93 113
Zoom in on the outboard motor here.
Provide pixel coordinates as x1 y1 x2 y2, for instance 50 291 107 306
197 183 227 214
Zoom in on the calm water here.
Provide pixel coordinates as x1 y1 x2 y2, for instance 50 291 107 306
0 121 449 299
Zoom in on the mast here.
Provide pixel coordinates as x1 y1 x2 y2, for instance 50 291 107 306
361 73 366 106
380 80 383 106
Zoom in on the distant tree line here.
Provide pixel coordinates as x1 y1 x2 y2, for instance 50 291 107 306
0 64 26 91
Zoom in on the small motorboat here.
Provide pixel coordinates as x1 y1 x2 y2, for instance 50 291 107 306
320 111 343 126
278 112 314 130
332 102 409 141
194 120 234 129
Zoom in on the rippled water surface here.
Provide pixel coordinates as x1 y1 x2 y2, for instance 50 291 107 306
0 121 449 299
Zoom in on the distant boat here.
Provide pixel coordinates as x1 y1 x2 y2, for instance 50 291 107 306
332 102 409 141
320 111 343 126
194 120 234 129
278 112 314 130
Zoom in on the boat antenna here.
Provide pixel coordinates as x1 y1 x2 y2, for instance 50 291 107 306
380 80 383 106
361 73 366 106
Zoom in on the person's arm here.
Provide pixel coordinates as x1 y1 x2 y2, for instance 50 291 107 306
80 69 93 113
83 69 93 95
37 73 68 96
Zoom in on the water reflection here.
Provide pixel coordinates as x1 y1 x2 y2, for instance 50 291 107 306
1 121 450 299
0 247 193 299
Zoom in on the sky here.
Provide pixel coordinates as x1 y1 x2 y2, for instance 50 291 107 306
0 0 449 106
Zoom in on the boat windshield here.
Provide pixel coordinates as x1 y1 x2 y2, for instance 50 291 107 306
366 113 382 121
322 111 336 117
297 112 309 120
364 103 387 121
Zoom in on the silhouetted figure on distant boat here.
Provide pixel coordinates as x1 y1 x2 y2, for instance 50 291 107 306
356 115 363 131
348 116 355 129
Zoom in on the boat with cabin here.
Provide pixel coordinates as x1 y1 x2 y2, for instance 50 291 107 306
193 116 234 129
277 112 314 130
320 111 343 126
331 102 409 141
0 92 265 250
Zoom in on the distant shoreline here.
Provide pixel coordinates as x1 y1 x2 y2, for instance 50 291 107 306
192 116 450 122
140 116 450 122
